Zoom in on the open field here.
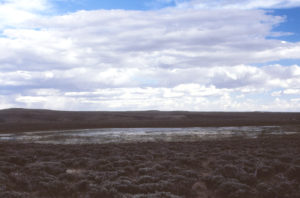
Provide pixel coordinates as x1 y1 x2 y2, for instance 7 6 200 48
1 108 300 133
1 134 300 198
1 109 300 197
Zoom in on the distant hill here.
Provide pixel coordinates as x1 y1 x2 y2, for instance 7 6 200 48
0 108 300 133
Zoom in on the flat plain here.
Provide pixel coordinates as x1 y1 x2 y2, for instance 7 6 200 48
0 109 300 198
1 108 300 133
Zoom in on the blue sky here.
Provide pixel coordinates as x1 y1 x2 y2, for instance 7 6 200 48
271 8 300 42
0 0 300 111
53 0 150 12
52 0 176 12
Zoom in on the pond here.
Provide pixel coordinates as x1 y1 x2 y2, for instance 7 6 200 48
0 125 298 144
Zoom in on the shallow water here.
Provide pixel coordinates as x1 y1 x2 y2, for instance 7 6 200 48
0 126 298 144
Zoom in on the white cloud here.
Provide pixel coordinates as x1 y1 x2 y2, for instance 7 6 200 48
1 1 300 111
271 90 282 97
2 8 299 73
0 96 14 109
11 85 300 111
176 0 300 9
283 89 300 95
0 0 49 28
1 64 299 111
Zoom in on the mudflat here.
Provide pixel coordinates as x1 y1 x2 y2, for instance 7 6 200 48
0 134 300 197
1 108 300 133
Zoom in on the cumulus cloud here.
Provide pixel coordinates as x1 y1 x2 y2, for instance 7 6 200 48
2 64 300 111
2 8 300 73
1 0 300 111
284 89 300 95
0 0 49 28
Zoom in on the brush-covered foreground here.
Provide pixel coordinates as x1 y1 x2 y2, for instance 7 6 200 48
1 134 300 198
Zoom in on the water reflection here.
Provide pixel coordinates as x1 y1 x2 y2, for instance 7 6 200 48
0 126 297 144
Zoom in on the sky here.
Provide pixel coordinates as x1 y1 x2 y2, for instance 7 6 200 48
0 0 300 111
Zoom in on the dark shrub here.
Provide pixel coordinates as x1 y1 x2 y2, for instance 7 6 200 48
88 187 119 198
230 188 256 198
139 183 161 194
113 160 130 167
256 182 276 198
169 174 186 183
220 152 238 161
179 170 198 179
286 166 300 182
166 174 196 196
138 167 154 175
0 171 8 183
237 172 257 186
132 192 182 198
95 159 110 166
73 180 90 192
153 163 164 171
203 175 225 189
275 181 294 196
98 163 114 171
217 164 239 178
256 166 274 179
176 157 193 166
8 156 27 166
123 165 134 174
61 159 75 167
0 162 17 174
216 179 251 198
58 172 83 182
133 155 147 161
25 162 66 176
294 157 300 165
8 172 32 192
169 166 181 174
159 160 172 169
273 160 289 172
115 183 141 194
38 180 72 197
0 191 30 198
279 155 293 163
137 175 158 184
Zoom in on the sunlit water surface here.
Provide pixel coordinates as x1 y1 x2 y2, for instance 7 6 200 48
0 126 298 144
